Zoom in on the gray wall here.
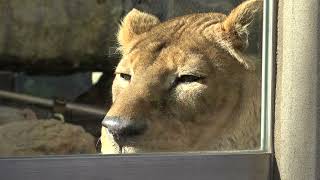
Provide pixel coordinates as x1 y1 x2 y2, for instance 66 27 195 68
275 0 319 179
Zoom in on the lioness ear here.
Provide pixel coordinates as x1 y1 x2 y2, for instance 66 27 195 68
215 0 263 70
117 9 160 52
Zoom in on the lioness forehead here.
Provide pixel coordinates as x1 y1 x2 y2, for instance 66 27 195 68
128 13 226 52
119 13 228 73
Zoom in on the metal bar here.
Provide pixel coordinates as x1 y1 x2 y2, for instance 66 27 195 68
0 89 52 106
67 103 105 116
0 90 105 116
261 0 277 153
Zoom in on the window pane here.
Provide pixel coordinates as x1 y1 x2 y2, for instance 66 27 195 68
0 0 265 156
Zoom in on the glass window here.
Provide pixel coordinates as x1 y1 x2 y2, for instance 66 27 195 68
0 0 273 179
0 0 271 159
0 0 276 179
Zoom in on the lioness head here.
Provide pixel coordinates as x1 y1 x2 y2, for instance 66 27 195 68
101 0 262 154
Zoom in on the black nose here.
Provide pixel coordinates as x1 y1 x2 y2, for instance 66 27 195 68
101 116 147 144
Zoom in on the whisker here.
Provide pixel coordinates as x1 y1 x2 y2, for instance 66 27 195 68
96 137 101 147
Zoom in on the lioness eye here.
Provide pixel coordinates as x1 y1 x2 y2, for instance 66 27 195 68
176 75 204 83
119 73 131 81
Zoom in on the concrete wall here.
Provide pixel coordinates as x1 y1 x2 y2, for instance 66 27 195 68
275 0 319 179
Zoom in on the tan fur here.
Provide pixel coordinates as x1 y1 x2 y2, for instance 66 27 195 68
101 0 263 154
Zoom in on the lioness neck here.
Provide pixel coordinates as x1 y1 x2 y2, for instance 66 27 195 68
217 72 261 150
194 72 261 151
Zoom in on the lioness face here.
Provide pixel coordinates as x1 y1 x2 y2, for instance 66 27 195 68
101 0 262 154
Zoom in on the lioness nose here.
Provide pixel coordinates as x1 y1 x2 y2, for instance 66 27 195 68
102 116 147 143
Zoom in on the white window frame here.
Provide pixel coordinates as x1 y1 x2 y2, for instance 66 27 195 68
0 0 276 179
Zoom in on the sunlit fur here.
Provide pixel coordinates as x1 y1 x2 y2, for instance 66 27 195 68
101 0 262 154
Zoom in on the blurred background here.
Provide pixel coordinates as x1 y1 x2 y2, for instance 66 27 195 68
0 0 262 156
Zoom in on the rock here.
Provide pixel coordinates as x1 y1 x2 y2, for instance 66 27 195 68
123 0 235 20
0 0 123 72
0 106 37 125
0 119 96 156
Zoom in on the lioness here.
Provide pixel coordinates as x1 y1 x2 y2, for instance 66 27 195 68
101 0 262 154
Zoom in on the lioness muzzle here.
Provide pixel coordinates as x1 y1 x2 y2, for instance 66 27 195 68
102 116 148 145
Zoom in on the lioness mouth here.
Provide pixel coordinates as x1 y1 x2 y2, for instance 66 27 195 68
100 126 140 154
118 138 142 154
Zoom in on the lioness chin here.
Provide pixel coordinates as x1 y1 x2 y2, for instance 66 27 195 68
101 0 262 154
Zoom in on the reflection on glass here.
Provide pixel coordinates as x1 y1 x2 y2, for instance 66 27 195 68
0 0 263 156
